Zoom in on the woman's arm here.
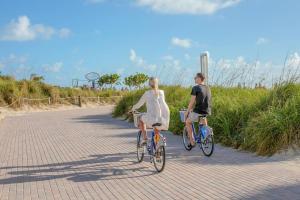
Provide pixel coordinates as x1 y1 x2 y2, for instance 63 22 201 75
159 90 167 103
132 92 147 110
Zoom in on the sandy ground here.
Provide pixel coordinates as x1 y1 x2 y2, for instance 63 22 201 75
0 103 114 120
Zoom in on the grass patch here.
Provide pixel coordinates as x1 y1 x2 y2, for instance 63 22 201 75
113 83 300 156
0 76 125 108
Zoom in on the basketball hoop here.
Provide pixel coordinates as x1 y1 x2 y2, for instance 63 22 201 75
85 72 100 89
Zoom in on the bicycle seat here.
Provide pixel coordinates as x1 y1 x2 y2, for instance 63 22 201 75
152 123 162 127
198 115 207 120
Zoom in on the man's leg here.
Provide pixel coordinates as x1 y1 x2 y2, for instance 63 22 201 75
185 118 195 146
200 117 208 126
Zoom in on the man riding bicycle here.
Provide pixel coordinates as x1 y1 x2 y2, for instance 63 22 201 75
184 73 211 148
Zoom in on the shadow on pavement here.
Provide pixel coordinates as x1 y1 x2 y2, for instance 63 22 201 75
0 152 155 185
72 114 133 130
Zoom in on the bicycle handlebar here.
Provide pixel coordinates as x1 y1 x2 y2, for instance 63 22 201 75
128 110 141 115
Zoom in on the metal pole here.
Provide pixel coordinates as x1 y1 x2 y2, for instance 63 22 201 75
200 51 209 85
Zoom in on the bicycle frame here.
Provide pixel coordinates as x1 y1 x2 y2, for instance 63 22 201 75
191 123 206 143
148 131 156 155
148 130 165 155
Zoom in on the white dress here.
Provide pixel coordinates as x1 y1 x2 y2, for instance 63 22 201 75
132 90 170 130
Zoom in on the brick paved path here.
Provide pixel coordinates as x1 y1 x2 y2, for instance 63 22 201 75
0 106 299 200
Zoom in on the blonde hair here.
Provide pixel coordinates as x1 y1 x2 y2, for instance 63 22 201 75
149 77 159 96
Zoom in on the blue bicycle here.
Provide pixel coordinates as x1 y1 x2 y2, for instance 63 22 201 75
180 110 214 157
131 111 166 172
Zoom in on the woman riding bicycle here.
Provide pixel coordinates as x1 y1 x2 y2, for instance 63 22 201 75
131 77 170 145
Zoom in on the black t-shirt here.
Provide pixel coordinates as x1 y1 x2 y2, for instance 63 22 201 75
191 84 211 115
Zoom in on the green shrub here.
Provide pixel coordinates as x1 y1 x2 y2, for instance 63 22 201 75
113 84 300 156
0 78 125 107
242 85 300 155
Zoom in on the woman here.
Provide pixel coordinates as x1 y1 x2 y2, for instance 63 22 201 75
132 77 170 144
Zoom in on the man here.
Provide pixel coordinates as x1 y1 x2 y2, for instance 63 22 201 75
184 73 211 147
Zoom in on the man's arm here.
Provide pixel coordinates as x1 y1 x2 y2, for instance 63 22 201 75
187 86 197 113
207 86 212 115
187 95 196 113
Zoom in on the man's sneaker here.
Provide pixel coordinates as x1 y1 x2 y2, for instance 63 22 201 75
188 142 196 149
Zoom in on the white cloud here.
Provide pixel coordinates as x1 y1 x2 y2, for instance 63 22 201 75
129 49 136 61
161 55 181 70
216 56 247 69
0 54 33 78
15 64 32 75
0 54 27 69
43 62 63 73
129 49 157 71
162 55 174 61
130 49 145 66
0 16 71 41
171 37 192 48
58 28 71 38
135 0 241 15
286 52 300 69
256 37 269 45
207 55 300 87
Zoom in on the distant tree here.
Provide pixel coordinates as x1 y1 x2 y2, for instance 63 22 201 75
133 73 149 89
124 73 149 90
98 73 120 89
30 74 44 82
124 75 134 90
98 75 107 88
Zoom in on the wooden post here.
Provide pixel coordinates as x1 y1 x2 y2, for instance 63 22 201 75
97 96 100 103
78 96 82 107
48 97 51 105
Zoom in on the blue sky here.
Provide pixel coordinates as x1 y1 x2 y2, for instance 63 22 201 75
0 0 299 86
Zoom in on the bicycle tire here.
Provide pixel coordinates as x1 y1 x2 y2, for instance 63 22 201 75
153 146 165 173
137 131 144 162
182 127 192 151
200 134 214 157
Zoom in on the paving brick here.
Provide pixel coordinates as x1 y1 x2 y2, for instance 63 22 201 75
0 106 299 200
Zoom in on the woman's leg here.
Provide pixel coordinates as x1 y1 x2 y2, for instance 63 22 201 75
139 120 147 140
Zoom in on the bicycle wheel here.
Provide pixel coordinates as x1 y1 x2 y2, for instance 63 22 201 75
137 131 145 162
182 127 192 151
200 134 214 157
153 146 166 173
